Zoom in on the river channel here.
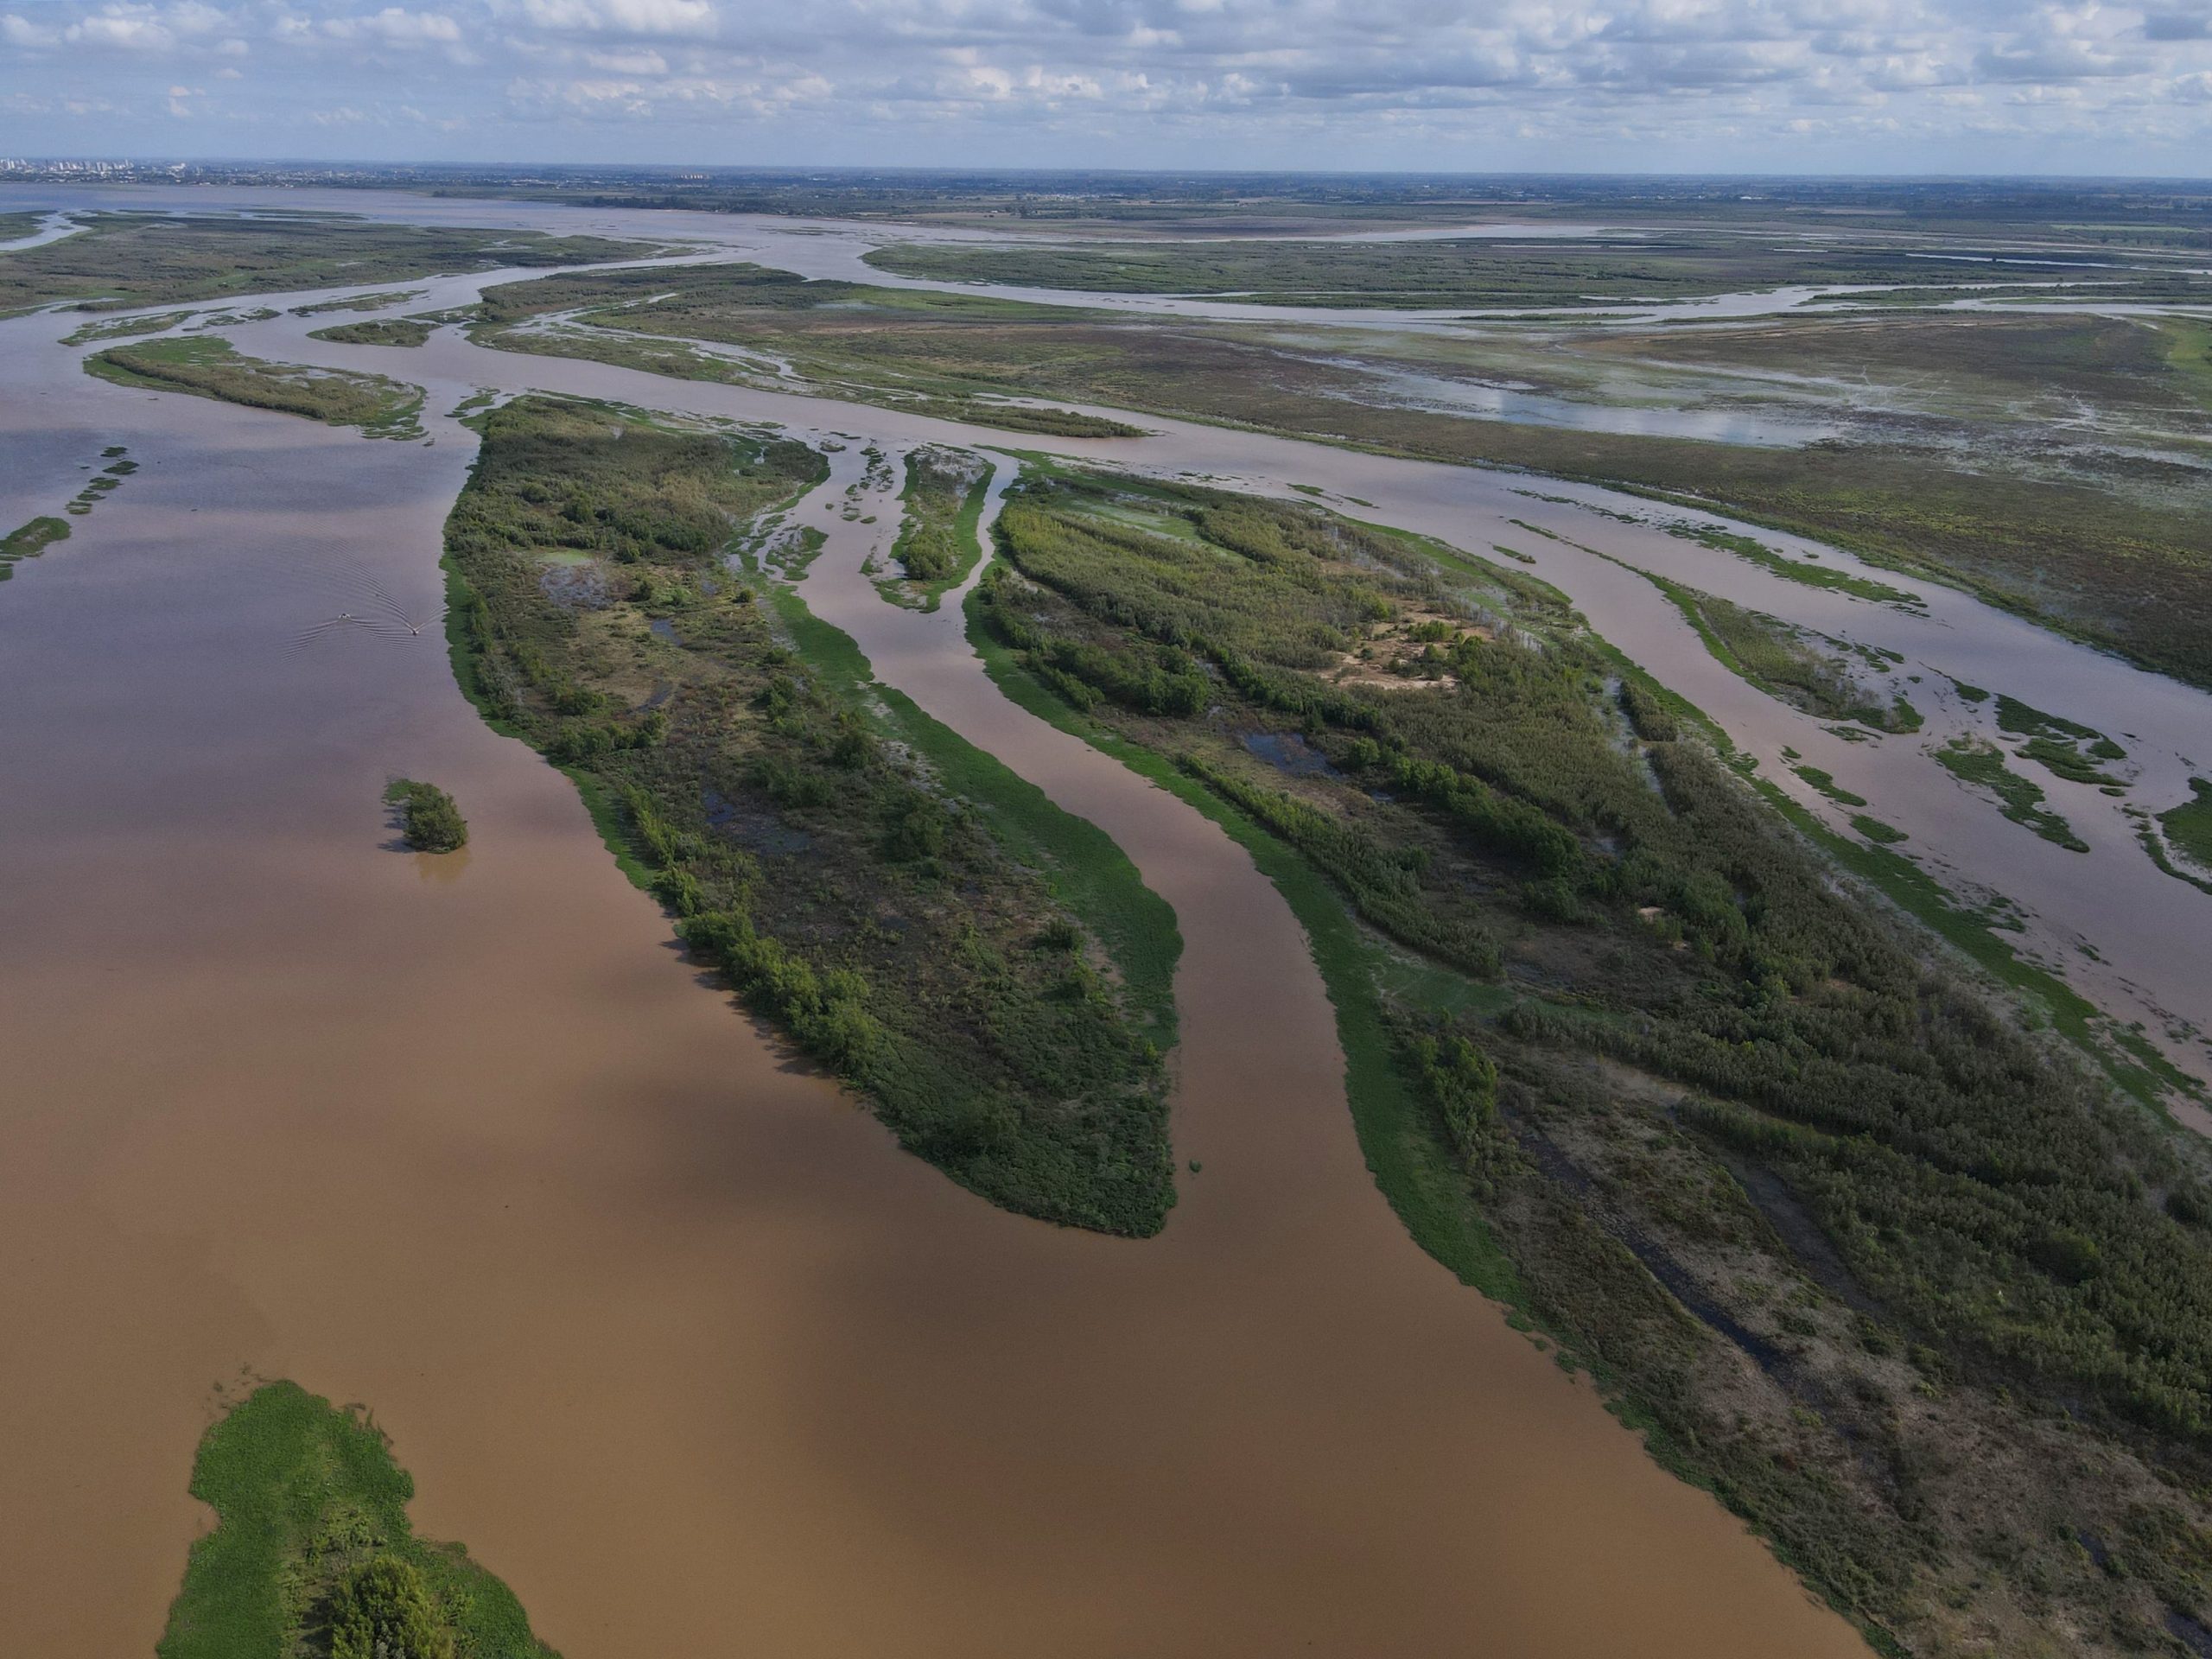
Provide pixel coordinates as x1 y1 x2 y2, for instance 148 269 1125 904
3 185 2208 1656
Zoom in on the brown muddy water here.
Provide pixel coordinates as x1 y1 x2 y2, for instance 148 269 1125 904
0 281 1878 1652
0 285 1885 1659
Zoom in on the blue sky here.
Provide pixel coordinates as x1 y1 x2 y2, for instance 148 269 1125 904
2 0 2208 174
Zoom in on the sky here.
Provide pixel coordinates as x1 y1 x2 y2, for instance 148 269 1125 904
0 0 2208 175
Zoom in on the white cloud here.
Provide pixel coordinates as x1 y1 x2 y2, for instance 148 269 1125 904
0 0 2204 166
507 0 715 39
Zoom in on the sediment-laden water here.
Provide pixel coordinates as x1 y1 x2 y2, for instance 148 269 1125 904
3 183 2209 1656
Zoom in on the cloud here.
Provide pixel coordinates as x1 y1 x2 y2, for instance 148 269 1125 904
0 0 2205 167
324 9 465 44
505 0 715 39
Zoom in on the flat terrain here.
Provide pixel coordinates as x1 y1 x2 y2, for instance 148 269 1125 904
8 178 2212 1659
0 210 659 313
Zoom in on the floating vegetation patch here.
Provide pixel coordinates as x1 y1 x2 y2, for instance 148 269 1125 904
1668 520 1923 607
0 515 71 575
308 316 437 348
1935 736 2090 851
1790 764 1868 808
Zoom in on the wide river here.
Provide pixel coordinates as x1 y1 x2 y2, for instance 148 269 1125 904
2 185 2207 1656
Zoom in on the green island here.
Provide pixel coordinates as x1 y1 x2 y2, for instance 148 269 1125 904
1664 521 1923 607
385 779 468 853
964 461 2212 1653
0 210 659 313
882 444 993 607
86 337 427 441
861 232 2212 311
309 317 440 348
440 395 1176 1234
157 1381 555 1659
1647 575 1918 732
60 308 194 346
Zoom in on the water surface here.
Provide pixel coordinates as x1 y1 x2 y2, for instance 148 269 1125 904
0 234 1873 1657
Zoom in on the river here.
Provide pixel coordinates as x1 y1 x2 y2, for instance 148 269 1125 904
0 196 1884 1659
1 184 2206 1657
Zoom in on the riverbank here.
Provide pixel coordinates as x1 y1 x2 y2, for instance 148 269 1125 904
964 461 2212 1653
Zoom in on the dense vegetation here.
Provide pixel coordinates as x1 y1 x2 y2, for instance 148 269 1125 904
472 259 2212 692
1935 739 2089 853
0 513 69 583
310 317 438 348
157 1382 555 1659
885 446 990 603
864 232 2212 310
386 779 468 852
0 210 657 313
442 397 1173 1232
973 464 2212 1655
2163 780 2212 872
86 337 426 439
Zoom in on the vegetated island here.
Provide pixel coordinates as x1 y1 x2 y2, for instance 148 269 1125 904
440 394 1178 1235
386 779 468 853
86 337 427 441
0 209 661 314
309 317 440 349
157 1381 556 1659
880 444 993 608
963 460 2212 1655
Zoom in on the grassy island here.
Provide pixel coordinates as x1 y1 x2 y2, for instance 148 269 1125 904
86 337 426 440
157 1382 555 1659
309 318 440 349
439 396 1175 1234
965 460 2212 1654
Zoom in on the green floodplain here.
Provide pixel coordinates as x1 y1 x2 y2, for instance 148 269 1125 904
441 396 1176 1233
425 378 2212 1651
961 463 2212 1652
462 257 2212 696
12 178 2212 1656
0 211 658 315
158 1383 554 1659
86 336 428 440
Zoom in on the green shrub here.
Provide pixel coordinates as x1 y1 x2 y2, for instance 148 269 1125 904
385 779 467 853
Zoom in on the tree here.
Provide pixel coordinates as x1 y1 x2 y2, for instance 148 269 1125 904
328 1555 453 1659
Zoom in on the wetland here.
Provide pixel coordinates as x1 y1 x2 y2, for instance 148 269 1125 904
5 176 2212 1659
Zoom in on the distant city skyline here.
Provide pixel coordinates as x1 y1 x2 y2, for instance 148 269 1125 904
2 0 2209 176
